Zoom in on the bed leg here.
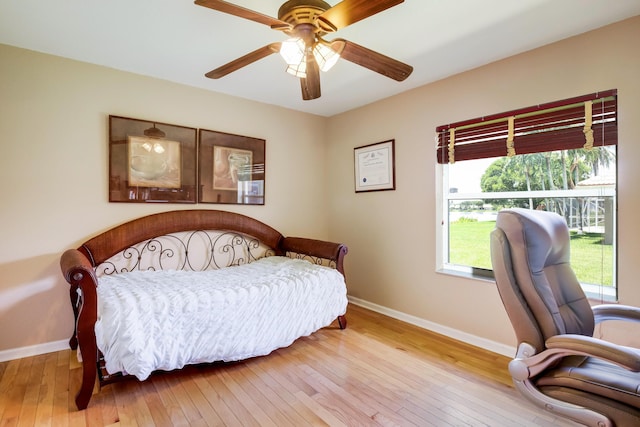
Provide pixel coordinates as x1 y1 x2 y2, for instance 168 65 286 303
75 347 97 410
74 282 98 410
338 315 347 329
69 286 79 350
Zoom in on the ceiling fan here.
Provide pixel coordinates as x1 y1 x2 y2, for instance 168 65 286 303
195 0 413 100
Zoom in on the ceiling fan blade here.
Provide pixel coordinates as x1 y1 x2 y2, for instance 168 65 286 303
205 43 281 79
300 56 321 100
331 39 413 81
317 0 404 32
195 0 291 30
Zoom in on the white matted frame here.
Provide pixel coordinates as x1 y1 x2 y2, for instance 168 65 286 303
354 139 396 192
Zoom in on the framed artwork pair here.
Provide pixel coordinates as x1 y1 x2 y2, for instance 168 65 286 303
108 115 265 205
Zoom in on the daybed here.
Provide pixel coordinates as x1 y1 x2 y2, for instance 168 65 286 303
60 209 348 410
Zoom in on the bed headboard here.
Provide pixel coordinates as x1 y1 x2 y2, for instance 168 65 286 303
79 210 284 272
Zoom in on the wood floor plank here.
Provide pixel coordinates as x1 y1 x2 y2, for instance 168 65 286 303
176 371 224 426
293 390 348 427
0 359 21 423
17 354 44 427
83 387 113 427
191 373 241 426
144 381 178 426
293 338 415 424
0 304 582 426
50 352 72 427
157 371 204 425
234 362 312 426
279 356 384 426
110 381 141 427
149 374 191 426
216 367 279 427
33 352 57 426
246 361 327 426
204 367 262 426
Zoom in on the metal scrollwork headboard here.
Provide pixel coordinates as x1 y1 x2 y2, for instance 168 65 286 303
94 230 275 277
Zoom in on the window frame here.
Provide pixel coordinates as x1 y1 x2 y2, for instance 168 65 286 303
435 91 618 300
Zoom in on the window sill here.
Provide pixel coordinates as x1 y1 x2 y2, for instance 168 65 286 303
437 268 617 302
583 284 617 303
436 267 496 284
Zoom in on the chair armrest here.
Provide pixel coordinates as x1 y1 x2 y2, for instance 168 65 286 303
509 335 640 381
546 334 640 371
592 304 640 324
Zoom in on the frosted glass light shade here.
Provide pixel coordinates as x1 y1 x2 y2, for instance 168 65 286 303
280 38 306 65
286 62 307 78
313 43 340 72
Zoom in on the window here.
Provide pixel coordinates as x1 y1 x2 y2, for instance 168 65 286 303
436 90 617 300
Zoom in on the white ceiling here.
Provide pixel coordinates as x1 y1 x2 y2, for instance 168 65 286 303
1 0 639 117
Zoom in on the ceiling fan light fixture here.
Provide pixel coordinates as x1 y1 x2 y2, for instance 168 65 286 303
279 37 306 65
285 61 307 78
313 42 340 72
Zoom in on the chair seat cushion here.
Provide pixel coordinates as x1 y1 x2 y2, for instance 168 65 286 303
537 355 640 408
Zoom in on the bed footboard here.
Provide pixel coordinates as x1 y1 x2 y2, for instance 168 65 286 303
60 249 100 410
281 237 348 329
281 237 348 274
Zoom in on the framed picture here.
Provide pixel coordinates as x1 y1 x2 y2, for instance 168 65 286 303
127 136 181 188
198 129 265 204
354 139 396 192
109 115 197 203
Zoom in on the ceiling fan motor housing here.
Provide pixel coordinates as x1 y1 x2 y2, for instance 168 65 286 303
278 0 331 30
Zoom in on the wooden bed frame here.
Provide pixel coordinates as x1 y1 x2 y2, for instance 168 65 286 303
60 209 348 410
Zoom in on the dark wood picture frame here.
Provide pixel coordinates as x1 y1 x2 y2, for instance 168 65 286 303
108 115 197 203
354 139 396 192
198 129 265 205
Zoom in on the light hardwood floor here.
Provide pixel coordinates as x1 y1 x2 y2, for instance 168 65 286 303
0 304 578 426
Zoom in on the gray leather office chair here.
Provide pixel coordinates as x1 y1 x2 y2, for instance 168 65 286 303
490 208 640 426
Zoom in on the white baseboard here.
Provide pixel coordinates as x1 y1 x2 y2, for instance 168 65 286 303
0 339 70 363
347 296 516 358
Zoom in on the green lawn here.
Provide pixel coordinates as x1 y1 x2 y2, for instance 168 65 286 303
449 219 613 286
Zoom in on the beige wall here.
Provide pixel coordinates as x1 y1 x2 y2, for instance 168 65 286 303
0 44 328 354
326 16 640 349
1 15 639 358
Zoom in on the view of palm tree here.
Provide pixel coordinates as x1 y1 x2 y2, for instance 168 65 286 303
446 146 616 289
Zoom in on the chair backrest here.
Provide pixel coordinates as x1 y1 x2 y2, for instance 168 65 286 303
491 208 595 353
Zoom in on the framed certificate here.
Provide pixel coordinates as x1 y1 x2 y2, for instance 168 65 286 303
354 139 396 192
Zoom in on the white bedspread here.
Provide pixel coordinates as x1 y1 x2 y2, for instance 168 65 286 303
95 256 347 380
